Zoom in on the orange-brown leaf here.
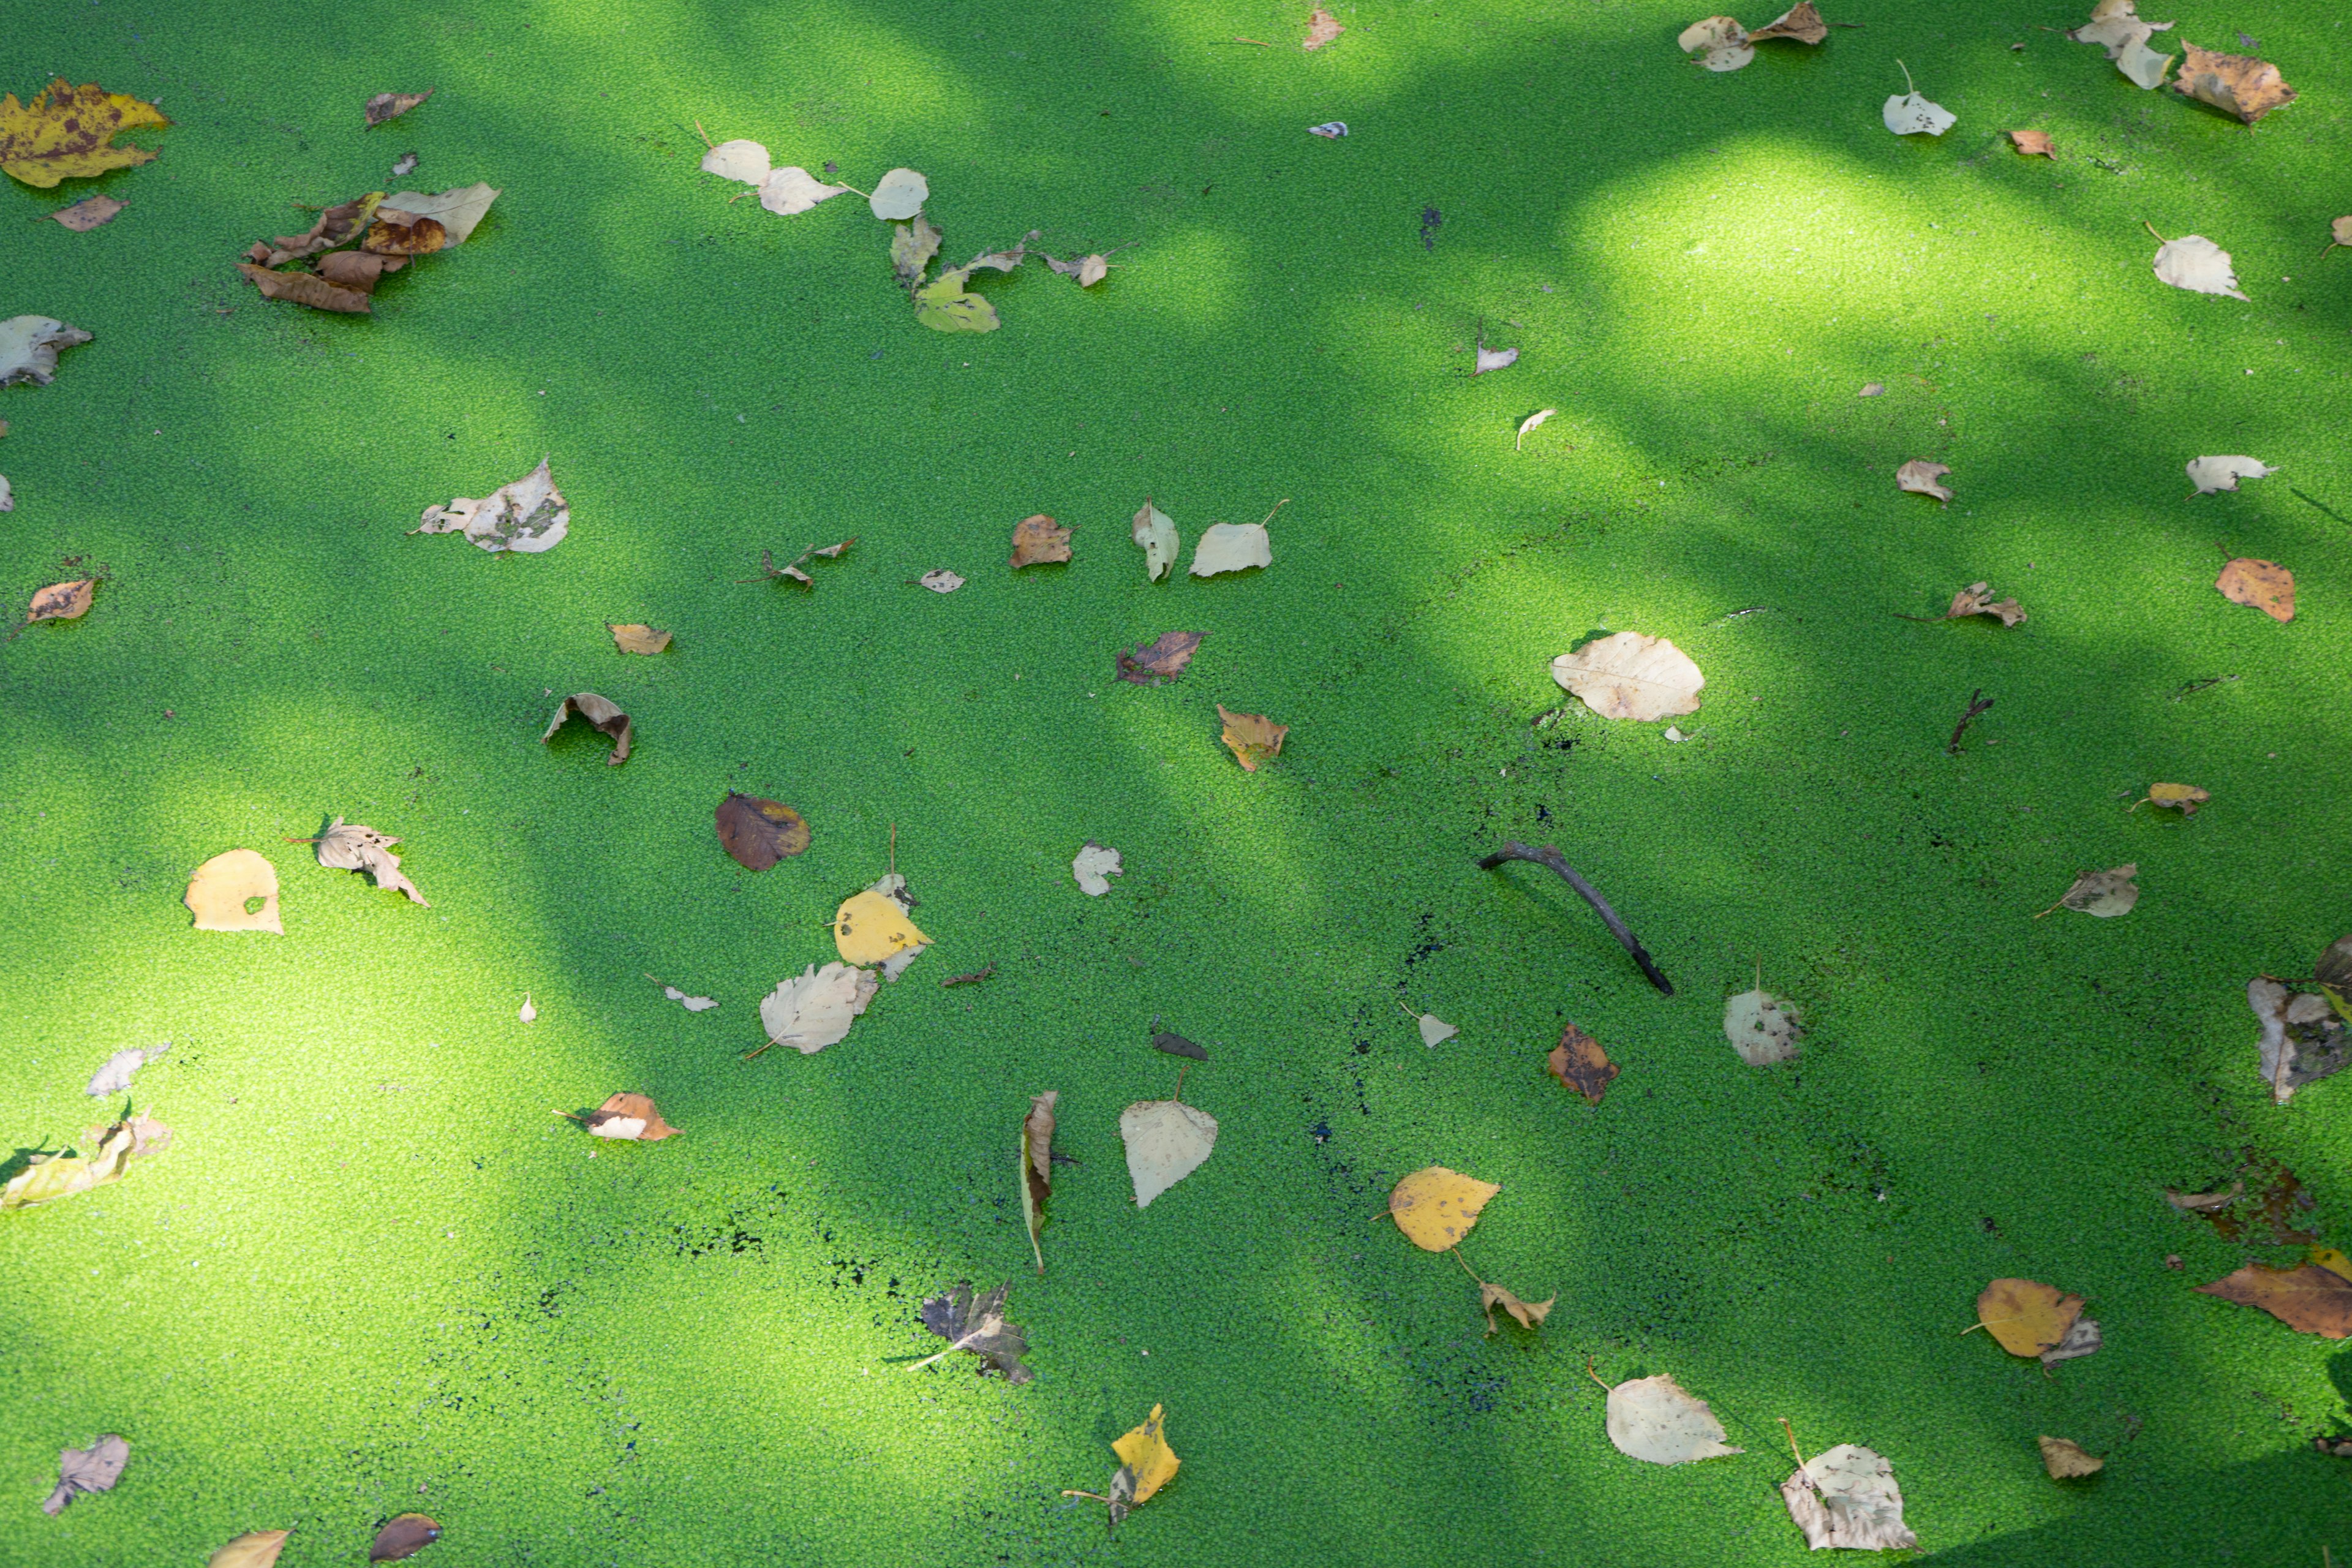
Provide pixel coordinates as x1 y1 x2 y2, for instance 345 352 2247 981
236 262 371 315
2217 557 2293 622
1216 705 1287 771
1547 1023 1619 1106
582 1091 680 1140
2196 1260 2352 1338
1010 513 1071 569
27 577 94 624
2173 43 2296 124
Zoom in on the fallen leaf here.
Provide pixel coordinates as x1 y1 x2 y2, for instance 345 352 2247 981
869 167 929 221
2166 1180 2244 1213
50 193 124 230
761 166 851 215
42 1434 129 1515
1547 1023 1619 1105
1605 1375 1743 1464
313 816 428 905
1664 725 1687 742
1474 345 1519 374
2187 454 2274 494
1883 78 1956 136
1022 1090 1057 1270
85 1041 168 1096
1858 381 1886 396
315 250 386 293
941 963 996 987
1898 459 1953 502
918 568 965 593
2217 557 2293 621
2154 234 2245 300
238 262 370 315
2174 42 2294 123
1782 1444 1916 1551
249 195 379 266
1679 17 1754 72
26 576 95 624
699 138 769 184
1479 1281 1554 1334
364 89 434 127
1216 705 1287 771
1946 581 2025 626
575 1091 679 1140
2318 1435 2352 1458
914 268 999 332
660 985 717 1012
2329 216 2352 256
1306 121 1348 138
1724 988 1801 1065
0 314 92 386
2 1113 170 1211
377 183 499 245
2135 782 2208 815
1190 522 1272 577
209 1530 293 1568
1072 842 1123 896
2041 1314 2103 1366
1117 630 1203 685
1748 2 1828 44
2040 1436 2103 1479
1303 6 1344 50
1104 1464 1137 1531
2010 130 2056 156
0 475 10 511
2315 935 2352 1021
916 1280 1035 1382
1153 1031 1208 1060
2197 1253 2352 1337
369 1515 440 1562
1975 1277 2085 1357
2045 863 2138 918
891 214 943 286
1416 1013 1459 1047
412 457 568 552
360 209 447 255
756 962 879 1054
608 623 671 655
186 848 282 933
1010 513 1071 568
1121 1099 1218 1207
1387 1165 1498 1251
715 793 810 870
1113 1404 1179 1500
519 994 537 1023
0 80 169 188
2068 0 2172 51
1550 631 1705 722
540 693 631 765
1516 408 1556 449
835 874 930 970
2248 977 2350 1104
1132 500 1178 581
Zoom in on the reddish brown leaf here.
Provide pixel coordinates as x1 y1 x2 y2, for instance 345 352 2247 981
2196 1258 2352 1337
1547 1023 1619 1105
1117 630 1204 685
369 1515 440 1562
363 214 447 255
259 197 377 264
236 262 371 315
314 249 385 292
2217 557 2293 622
714 792 810 870
1011 514 1072 569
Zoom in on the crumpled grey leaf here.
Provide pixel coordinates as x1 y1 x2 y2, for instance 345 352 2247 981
43 1434 129 1515
2250 977 2351 1104
314 817 428 905
917 1280 1035 1383
85 1042 168 1097
2040 1315 2102 1366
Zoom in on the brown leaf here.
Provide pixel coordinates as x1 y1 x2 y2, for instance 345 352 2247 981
364 89 435 127
49 194 124 230
1479 1281 1555 1334
2217 557 2293 622
541 693 631 765
1547 1023 1619 1105
26 576 94 624
260 196 378 263
1046 253 1110 287
1303 6 1344 49
2165 1180 2243 1213
315 249 385 292
714 792 810 870
2196 1257 2352 1337
1117 630 1204 685
314 816 428 906
1216 704 1287 771
1946 581 2026 626
2173 43 2295 124
369 1514 442 1561
2038 1436 2103 1479
1746 2 1828 45
580 1091 681 1140
1011 513 1072 569
608 622 672 655
1022 1089 1057 1272
2009 129 2056 157
363 214 448 255
1897 459 1952 503
237 262 371 315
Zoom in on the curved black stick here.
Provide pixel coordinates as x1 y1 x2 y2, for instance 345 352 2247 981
1477 840 1675 996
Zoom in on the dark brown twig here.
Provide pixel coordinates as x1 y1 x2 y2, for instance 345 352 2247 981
1947 688 1995 755
1476 841 1673 995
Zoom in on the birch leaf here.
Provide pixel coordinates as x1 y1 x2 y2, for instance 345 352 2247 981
1132 500 1178 581
1725 989 1801 1064
2187 455 2275 494
1117 630 1203 686
186 848 282 933
1679 17 1754 72
210 1531 293 1568
758 962 878 1054
1550 631 1704 721
1022 1090 1056 1270
1112 1405 1180 1501
760 166 851 215
2217 557 2293 621
835 874 930 970
1416 1013 1459 1047
1781 1445 1917 1551
1072 842 1123 896
0 80 168 188
1605 1375 1743 1464
540 693 631 764
412 458 569 553
1386 1165 1498 1251
1121 1099 1218 1207
699 138 770 184
314 816 427 905
26 577 96 624
378 183 499 244
1217 705 1287 771
869 167 929 221
0 314 92 386
1474 345 1518 374
1883 89 1956 136
1975 1277 2085 1357
2174 43 2295 123
1190 522 1272 578
1898 459 1953 502
2154 235 2246 299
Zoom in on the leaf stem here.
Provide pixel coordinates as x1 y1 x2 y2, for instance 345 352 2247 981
2143 219 2168 243
1896 58 1916 96
1449 1245 1485 1286
1779 1417 1807 1470
1257 497 1292 530
1584 1357 1612 1393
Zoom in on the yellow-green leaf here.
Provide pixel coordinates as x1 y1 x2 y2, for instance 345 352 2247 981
914 270 998 333
0 80 170 189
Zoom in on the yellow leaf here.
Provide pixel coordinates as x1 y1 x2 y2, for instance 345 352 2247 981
1975 1277 2084 1357
2310 1248 2352 1284
2141 782 2209 816
1111 1404 1179 1503
1387 1165 1499 1251
834 881 929 966
0 80 169 189
185 848 283 933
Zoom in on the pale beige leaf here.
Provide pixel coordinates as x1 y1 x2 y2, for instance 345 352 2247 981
1678 17 1754 72
2040 1436 2103 1479
2187 455 2274 494
1120 1099 1218 1207
412 457 568 552
1072 841 1123 896
1883 91 1956 136
609 622 672 654
1725 988 1801 1064
1516 408 1556 450
2055 864 2138 918
918 568 964 594
758 962 880 1054
186 849 282 933
2068 0 2172 55
0 314 92 387
760 166 851 215
378 182 499 244
208 1529 292 1568
1782 1444 1916 1551
541 692 631 764
1550 631 1703 721
1133 500 1178 581
1189 522 1271 578
1605 1374 1744 1465
1479 1281 1554 1334
1417 1014 1458 1047
870 167 929 220
1303 6 1344 50
314 816 428 905
1898 459 1952 502
700 138 770 184
2153 235 2245 300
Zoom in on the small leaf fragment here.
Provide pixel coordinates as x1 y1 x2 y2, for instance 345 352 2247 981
609 623 672 655
1547 1023 1619 1105
540 693 631 764
1945 581 2025 626
1117 630 1203 685
186 848 282 933
2216 557 2293 622
364 89 434 127
1072 842 1123 896
918 568 964 593
1189 522 1272 577
369 1514 441 1562
209 1530 293 1568
1725 988 1801 1065
2153 234 2246 300
314 816 427 905
1216 704 1287 771
2040 1436 2103 1479
661 985 718 1012
1046 252 1111 284
42 1433 129 1515
2136 782 2208 815
85 1042 168 1096
2040 1314 2103 1366
50 193 124 230
1121 1099 1218 1207
412 457 568 552
2187 455 2275 494
1551 632 1704 721
891 214 943 287
757 962 879 1054
916 1280 1035 1382
1303 6 1344 50
1474 345 1518 374
1132 500 1178 581
0 80 169 188
1479 1281 1554 1335
1515 408 1557 449
1606 1374 1743 1464
1679 17 1754 72
1897 459 1953 502
1010 514 1071 568
2010 130 2055 156
0 314 92 386
1387 1165 1499 1251
1021 1090 1057 1270
715 793 810 870
576 1091 680 1140
2050 863 2139 918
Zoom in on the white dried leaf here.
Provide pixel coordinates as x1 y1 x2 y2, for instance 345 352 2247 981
1884 91 1956 136
2116 36 2173 87
2187 456 2275 494
1516 408 1556 450
918 568 964 594
1679 16 1754 72
2068 0 2172 53
663 986 718 1012
1133 501 1178 581
760 166 851 216
1725 988 1801 1065
2153 235 2246 300
0 315 93 388
701 138 771 184
1550 631 1704 721
1474 345 1519 374
1072 841 1124 896
1605 1374 1744 1466
379 182 500 244
1189 522 1272 578
86 1043 169 1097
1120 1099 1218 1207
880 945 927 982
759 962 879 1054
870 167 929 221
519 995 538 1023
1417 1014 1459 1047
0 474 11 512
1781 1444 1916 1551
1897 459 1953 502
412 457 569 552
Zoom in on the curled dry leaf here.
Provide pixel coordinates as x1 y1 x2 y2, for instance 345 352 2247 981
314 816 427 905
0 80 169 187
27 576 95 624
1121 1099 1218 1207
1946 581 2025 626
2040 1436 2103 1479
1387 1165 1498 1251
2067 0 2175 85
42 1433 129 1515
209 1530 293 1568
1782 1444 1916 1551
761 167 851 215
1975 1277 2084 1357
608 623 671 655
1474 344 1519 374
1010 513 1072 569
3 1112 170 1211
1072 842 1123 896
1217 705 1287 771
379 183 499 245
0 314 92 386
2196 1251 2352 1337
1117 630 1202 686
1307 121 1348 138
714 793 810 870
186 848 282 933
660 985 717 1011
50 193 124 230
1044 252 1111 284
518 994 538 1023
2174 43 2294 123
1303 6 1344 49
369 1514 441 1562
1190 522 1272 577
1516 408 1557 449
1550 632 1704 722
1547 1023 1619 1105
758 962 878 1055
578 1091 680 1140
2216 557 2293 622
918 568 964 594
2010 130 2056 156
2041 1315 2103 1366
364 89 434 127
1022 1090 1057 1270
1479 1281 1554 1335
1132 500 1178 581
1606 1375 1743 1465
238 263 370 315
869 167 929 221
1897 459 1953 502
85 1041 168 1096
2248 977 2350 1104
2153 234 2245 300
2187 454 2274 494
700 138 769 184
1725 988 1801 1065
2134 782 2207 815
1679 17 1754 72
916 1280 1035 1382
541 693 631 764
2047 863 2138 918
412 457 568 552
1747 2 1828 45
835 873 930 971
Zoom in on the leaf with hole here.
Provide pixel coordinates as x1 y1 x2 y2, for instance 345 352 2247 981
186 848 282 933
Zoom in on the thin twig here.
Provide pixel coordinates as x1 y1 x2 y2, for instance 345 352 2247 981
1946 688 1994 756
1476 841 1674 995
1779 1417 1807 1471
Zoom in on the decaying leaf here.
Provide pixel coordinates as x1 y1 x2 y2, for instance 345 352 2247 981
42 1433 129 1515
2010 129 2056 156
1547 1023 1619 1105
1044 252 1110 286
1516 408 1557 449
715 793 810 870
313 816 428 905
0 314 92 386
1748 2 1829 45
1898 459 1953 502
2196 1251 2352 1337
1153 1031 1207 1060
2153 234 2245 300
85 1041 168 1096
364 89 434 127
1189 522 1272 578
891 214 943 287
186 848 282 933
237 262 371 315
1975 1277 2086 1358
1781 1444 1916 1551
369 1515 440 1562
518 995 537 1023
1883 69 1956 136
2166 1180 2244 1213
1479 1281 1554 1335
1387 1165 1498 1251
2216 557 2293 622
658 984 717 1012
2040 1436 2103 1479
1303 6 1344 49
1117 630 1203 685
1307 121 1349 138
540 693 631 765
412 457 569 553
916 1280 1035 1382
835 873 930 972
1679 17 1755 72
26 576 96 624
609 623 671 655
699 138 769 184
2187 455 2274 494
1724 988 1801 1065
1022 1090 1057 1271
2174 42 2295 123
1010 513 1071 569
1216 705 1287 771
1072 842 1123 896
1113 1404 1179 1501
2046 864 2138 918
0 475 10 511
1945 581 2025 626
1550 632 1705 722
2068 1 2171 51
913 267 998 333
0 80 169 188
50 193 124 230
2041 1314 2103 1366
378 183 499 245
756 962 878 1055
1121 1099 1218 1207
209 1530 293 1568
918 568 964 594
1132 500 1178 581
2133 782 2208 815
576 1091 680 1140
1605 1375 1743 1465
2248 977 2350 1104
1474 344 1519 374
870 167 929 221
3 1113 170 1212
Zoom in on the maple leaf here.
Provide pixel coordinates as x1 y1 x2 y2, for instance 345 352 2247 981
913 1280 1035 1382
311 816 428 905
1117 631 1203 685
714 793 810 870
0 80 169 189
1217 705 1287 771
